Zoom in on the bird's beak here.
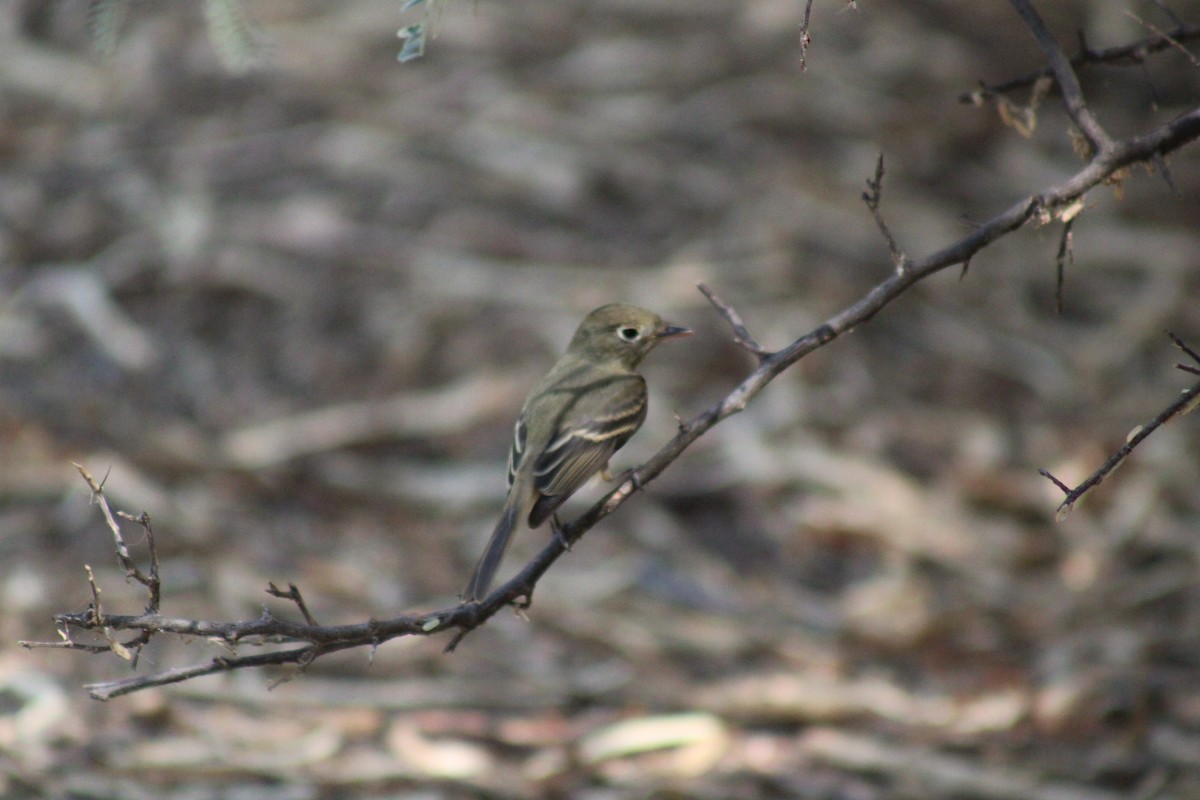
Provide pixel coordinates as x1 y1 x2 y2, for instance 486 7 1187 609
656 324 693 341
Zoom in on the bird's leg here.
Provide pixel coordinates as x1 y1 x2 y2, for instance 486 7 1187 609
550 514 572 551
600 460 613 482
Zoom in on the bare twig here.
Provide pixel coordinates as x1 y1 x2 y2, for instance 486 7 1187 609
1008 0 1112 153
1038 469 1072 496
862 153 906 270
72 463 159 603
1040 334 1200 519
84 565 102 627
22 464 162 664
1125 9 1200 67
267 582 319 626
960 22 1200 103
697 283 771 361
798 0 815 70
28 79 1200 702
1053 216 1074 313
1170 331 1200 373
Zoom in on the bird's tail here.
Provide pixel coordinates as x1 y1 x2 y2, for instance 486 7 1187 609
464 499 521 601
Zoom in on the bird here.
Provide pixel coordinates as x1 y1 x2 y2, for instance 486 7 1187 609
464 304 692 601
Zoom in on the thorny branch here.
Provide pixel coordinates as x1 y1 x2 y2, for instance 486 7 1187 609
697 283 770 361
1052 199 1084 313
1040 334 1200 519
862 153 905 269
1008 0 1112 152
23 7 1200 700
35 465 163 666
959 21 1200 103
798 0 815 71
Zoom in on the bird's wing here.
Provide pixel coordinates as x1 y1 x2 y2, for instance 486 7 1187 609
505 415 526 490
528 373 647 526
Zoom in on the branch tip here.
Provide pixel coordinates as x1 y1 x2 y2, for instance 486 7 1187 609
798 0 815 71
862 152 906 266
697 283 771 360
1009 0 1112 152
1168 332 1200 367
1039 337 1200 518
267 581 319 626
1037 468 1072 495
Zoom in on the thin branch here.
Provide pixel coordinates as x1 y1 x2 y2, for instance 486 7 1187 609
798 0 815 71
1125 9 1200 68
862 153 906 270
84 565 102 627
73 465 160 659
267 582 319 626
697 283 771 361
1038 469 1072 496
960 22 1200 103
1170 333 1200 377
1053 214 1076 313
88 644 324 701
28 98 1200 701
1008 0 1112 153
72 463 158 599
1040 334 1200 519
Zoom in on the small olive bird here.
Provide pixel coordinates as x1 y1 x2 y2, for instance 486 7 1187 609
464 304 692 601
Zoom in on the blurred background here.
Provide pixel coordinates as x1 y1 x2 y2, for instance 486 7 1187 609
2 1 1200 797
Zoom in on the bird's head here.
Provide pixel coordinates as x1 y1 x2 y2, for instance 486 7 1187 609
568 304 692 368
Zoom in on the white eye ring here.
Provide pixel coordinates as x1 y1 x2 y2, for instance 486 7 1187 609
618 326 641 342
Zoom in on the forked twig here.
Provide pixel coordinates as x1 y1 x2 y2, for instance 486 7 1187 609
862 153 906 270
1008 0 1112 153
698 283 771 361
960 22 1200 103
24 8 1200 699
1040 333 1200 519
267 582 319 627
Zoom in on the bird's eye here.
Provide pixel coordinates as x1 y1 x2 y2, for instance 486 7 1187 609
618 326 641 342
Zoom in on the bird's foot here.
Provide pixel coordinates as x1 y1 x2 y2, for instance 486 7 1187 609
612 466 643 492
550 515 572 551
